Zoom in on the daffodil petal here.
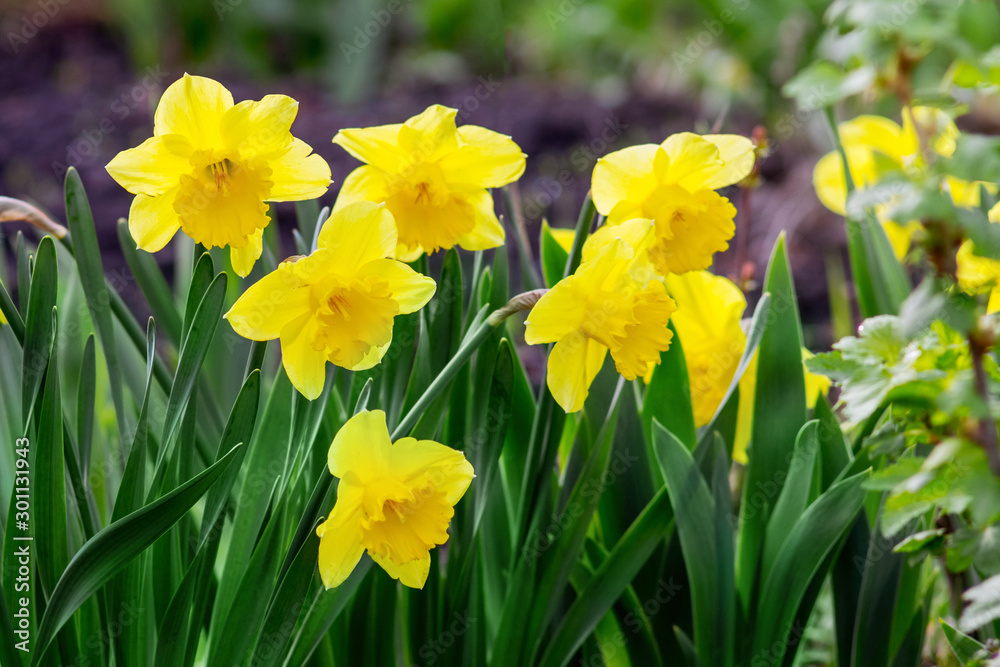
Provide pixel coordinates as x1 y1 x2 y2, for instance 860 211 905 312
230 229 263 278
438 125 526 187
397 105 459 163
356 259 436 313
524 279 585 344
225 262 311 341
316 511 366 589
327 409 392 479
221 94 298 158
279 313 327 400
581 218 655 264
127 192 182 252
106 135 192 197
347 336 393 372
333 165 392 212
686 134 755 190
455 188 505 250
371 551 431 589
153 74 233 148
317 201 397 273
813 151 848 215
546 336 607 413
591 144 658 216
389 437 474 504
839 115 908 163
989 286 1000 314
333 123 405 174
267 138 332 201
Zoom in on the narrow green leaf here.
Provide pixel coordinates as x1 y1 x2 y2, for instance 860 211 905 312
760 421 819 581
36 309 68 596
940 618 985 663
32 443 244 664
736 235 806 613
537 489 674 667
117 219 183 345
540 220 571 288
149 273 227 499
77 335 96 480
20 236 56 428
752 468 870 665
0 276 24 344
285 560 372 665
654 421 729 666
64 168 128 436
643 321 696 450
207 499 285 667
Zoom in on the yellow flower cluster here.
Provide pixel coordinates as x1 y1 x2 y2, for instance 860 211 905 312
813 106 993 259
528 133 756 413
103 74 832 588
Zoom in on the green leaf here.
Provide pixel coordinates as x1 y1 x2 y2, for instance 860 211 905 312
940 618 986 662
540 220 571 288
752 468 870 665
959 573 1000 633
250 528 324 667
286 560 372 665
196 369 261 550
537 488 675 667
760 421 819 582
0 276 24 344
207 494 285 667
20 236 56 428
642 321 696 451
211 372 292 638
36 309 68 595
736 234 807 613
117 219 183 346
64 168 128 437
654 421 731 666
149 272 227 499
31 443 244 664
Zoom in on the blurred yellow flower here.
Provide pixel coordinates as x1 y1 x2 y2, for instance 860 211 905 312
316 410 474 589
525 236 676 413
957 202 1000 313
663 270 747 427
333 104 526 260
591 132 754 275
106 74 331 277
812 106 976 259
225 202 436 399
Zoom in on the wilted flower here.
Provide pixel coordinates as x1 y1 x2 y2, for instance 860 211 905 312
525 232 676 413
106 74 331 276
225 202 436 399
591 132 754 275
316 410 474 589
332 104 526 260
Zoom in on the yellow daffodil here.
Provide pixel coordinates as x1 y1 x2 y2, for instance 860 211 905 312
812 106 972 259
332 105 526 260
546 221 577 253
225 202 436 399
957 202 1000 313
524 235 676 413
106 74 331 277
662 270 747 426
590 132 754 275
316 410 474 589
